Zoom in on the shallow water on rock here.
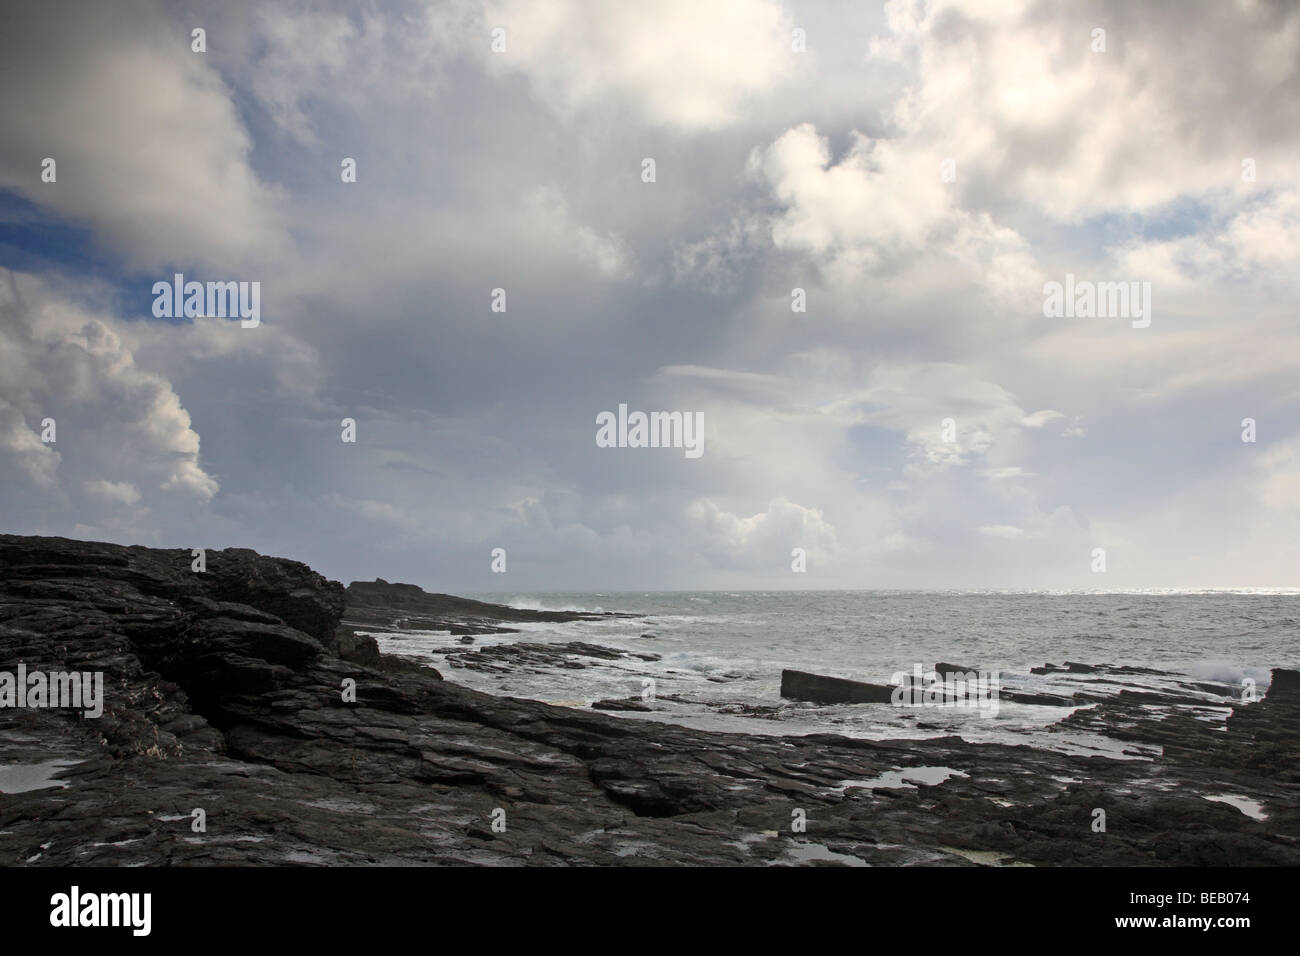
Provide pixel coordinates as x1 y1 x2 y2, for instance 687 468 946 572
1205 794 1269 820
838 766 969 790
0 758 79 794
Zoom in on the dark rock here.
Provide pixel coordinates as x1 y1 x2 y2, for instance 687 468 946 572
934 662 975 676
1182 680 1240 696
444 641 660 676
780 669 896 704
344 579 637 635
1000 690 1075 707
592 698 653 712
1268 669 1300 699
329 626 381 666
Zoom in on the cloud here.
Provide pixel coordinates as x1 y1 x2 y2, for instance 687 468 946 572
867 0 1300 220
0 272 219 530
84 479 141 506
1115 188 1300 291
746 123 1039 302
0 0 283 271
1254 436 1300 519
0 0 1297 590
687 496 839 569
0 404 60 487
839 363 1064 471
1022 410 1065 428
482 0 796 129
978 524 1025 539
523 187 633 278
231 2 480 144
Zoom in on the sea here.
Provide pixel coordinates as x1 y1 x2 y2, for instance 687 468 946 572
369 590 1299 758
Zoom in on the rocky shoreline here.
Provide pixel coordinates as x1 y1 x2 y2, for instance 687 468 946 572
1 534 1297 866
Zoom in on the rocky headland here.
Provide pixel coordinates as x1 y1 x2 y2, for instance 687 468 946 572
1 534 1296 866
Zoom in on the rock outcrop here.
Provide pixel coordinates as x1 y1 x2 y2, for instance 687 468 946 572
344 578 633 634
2 534 1297 866
781 667 1076 709
780 669 897 704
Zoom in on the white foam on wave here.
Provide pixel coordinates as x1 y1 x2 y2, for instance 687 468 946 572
497 596 607 614
660 651 762 680
1171 660 1272 689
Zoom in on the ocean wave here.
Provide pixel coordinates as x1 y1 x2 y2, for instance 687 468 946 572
661 651 762 681
1173 660 1272 688
500 596 606 614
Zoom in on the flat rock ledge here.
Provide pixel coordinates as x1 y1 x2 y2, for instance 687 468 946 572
780 669 1075 707
1 534 1297 866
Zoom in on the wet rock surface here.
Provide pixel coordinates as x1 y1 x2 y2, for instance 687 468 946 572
1 534 1297 866
443 641 661 676
344 578 633 635
781 667 1077 709
781 668 897 704
334 579 638 672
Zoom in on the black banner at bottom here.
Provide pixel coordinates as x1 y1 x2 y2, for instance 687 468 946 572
0 865 1279 943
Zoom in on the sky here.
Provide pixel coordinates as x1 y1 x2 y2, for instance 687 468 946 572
1 0 1298 591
